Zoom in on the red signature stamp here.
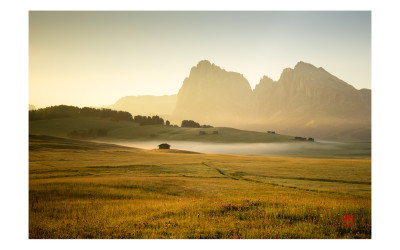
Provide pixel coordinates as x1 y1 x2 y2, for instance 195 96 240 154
343 215 353 226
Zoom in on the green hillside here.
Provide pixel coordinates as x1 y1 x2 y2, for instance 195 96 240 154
29 117 296 143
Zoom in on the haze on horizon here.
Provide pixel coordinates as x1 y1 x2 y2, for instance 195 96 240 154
29 11 371 108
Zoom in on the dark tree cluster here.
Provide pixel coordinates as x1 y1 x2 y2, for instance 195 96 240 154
181 120 200 128
181 120 213 128
29 105 133 122
133 115 165 126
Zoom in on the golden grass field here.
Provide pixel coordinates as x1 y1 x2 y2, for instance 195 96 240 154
29 135 371 239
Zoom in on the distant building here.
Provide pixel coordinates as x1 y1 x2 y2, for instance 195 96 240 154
213 130 219 134
158 143 170 149
294 136 307 141
267 131 276 134
199 131 206 135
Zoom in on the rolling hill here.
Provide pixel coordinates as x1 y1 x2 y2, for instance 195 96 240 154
29 117 295 143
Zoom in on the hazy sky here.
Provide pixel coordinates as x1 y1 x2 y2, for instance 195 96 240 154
29 11 371 108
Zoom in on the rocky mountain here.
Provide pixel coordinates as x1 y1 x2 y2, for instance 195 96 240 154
109 60 370 140
174 60 253 123
253 62 370 118
108 95 177 116
173 60 371 140
249 62 371 139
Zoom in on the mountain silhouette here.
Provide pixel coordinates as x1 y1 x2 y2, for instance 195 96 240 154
173 60 370 140
109 60 370 140
174 60 253 122
109 95 177 116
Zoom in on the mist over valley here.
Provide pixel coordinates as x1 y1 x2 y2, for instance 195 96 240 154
101 140 371 158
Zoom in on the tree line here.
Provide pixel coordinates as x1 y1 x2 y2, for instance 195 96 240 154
29 105 133 121
29 105 213 129
181 120 213 128
133 115 165 126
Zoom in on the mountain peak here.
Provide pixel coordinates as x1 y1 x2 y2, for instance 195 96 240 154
294 61 318 71
175 60 253 121
260 75 274 82
196 60 212 67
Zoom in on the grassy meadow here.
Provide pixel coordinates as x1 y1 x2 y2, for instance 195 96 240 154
29 117 295 143
29 135 371 239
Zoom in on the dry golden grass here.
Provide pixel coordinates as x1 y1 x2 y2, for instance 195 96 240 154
29 135 371 239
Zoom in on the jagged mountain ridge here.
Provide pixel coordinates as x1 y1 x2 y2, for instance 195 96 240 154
174 60 253 121
252 62 370 119
108 60 370 140
173 60 370 140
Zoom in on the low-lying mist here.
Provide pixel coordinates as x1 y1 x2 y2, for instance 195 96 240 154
102 140 371 158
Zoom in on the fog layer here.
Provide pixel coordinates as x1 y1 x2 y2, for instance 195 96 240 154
104 140 370 158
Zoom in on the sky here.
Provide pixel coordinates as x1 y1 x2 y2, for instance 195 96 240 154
29 11 371 108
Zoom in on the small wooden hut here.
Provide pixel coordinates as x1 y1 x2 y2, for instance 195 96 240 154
158 143 171 149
